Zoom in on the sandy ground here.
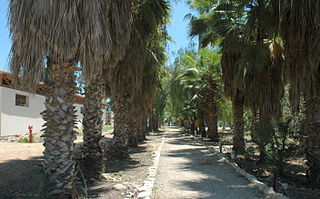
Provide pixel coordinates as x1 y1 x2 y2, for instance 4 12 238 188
152 127 263 199
0 142 43 163
0 131 113 198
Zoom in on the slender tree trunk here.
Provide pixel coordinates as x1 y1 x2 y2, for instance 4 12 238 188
305 96 320 187
151 113 159 132
128 118 138 147
42 62 77 198
206 106 219 141
138 117 147 141
142 118 148 136
204 80 219 141
108 95 130 159
199 113 207 138
81 79 104 180
232 92 245 154
258 108 272 162
147 116 152 132
190 118 196 135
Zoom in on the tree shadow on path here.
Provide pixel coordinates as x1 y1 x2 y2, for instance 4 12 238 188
155 128 262 199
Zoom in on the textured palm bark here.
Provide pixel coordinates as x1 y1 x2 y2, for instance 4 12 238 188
108 95 130 159
128 105 139 147
41 63 77 198
151 113 159 132
206 106 219 141
138 118 148 141
305 96 320 187
232 93 245 154
199 114 207 138
128 123 138 147
81 79 104 180
203 79 219 141
257 109 272 162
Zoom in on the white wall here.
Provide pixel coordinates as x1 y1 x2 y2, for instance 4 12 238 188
74 103 83 129
0 87 85 136
0 87 46 136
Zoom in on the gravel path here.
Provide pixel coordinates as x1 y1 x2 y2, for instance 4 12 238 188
152 127 263 199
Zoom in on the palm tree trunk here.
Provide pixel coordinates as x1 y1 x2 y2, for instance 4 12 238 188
109 95 130 159
81 79 104 180
128 122 138 147
151 113 159 132
128 104 139 147
232 92 245 154
140 118 148 139
42 62 77 198
206 113 218 141
199 114 207 138
305 96 320 187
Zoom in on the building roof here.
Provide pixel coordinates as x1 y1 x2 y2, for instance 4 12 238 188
0 69 85 104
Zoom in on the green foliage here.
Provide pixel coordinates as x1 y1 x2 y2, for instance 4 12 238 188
218 98 232 124
153 88 168 121
18 137 32 143
263 119 303 173
164 47 223 124
102 125 114 132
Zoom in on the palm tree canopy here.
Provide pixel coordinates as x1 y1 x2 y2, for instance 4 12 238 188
9 0 133 89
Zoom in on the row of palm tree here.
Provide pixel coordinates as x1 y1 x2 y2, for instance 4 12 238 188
184 0 320 188
8 0 170 198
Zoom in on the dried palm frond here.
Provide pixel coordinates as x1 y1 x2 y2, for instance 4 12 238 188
107 0 133 68
9 0 133 90
110 27 146 102
281 0 320 112
9 0 80 91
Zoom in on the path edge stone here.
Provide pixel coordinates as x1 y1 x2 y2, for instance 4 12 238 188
207 146 289 199
136 131 166 199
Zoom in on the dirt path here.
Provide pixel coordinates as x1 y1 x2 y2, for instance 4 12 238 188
152 127 263 199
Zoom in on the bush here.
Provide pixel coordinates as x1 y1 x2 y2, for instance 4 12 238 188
262 118 303 174
18 137 32 143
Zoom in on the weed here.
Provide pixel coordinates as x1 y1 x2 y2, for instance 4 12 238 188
18 137 32 143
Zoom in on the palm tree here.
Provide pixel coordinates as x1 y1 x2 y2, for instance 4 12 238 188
179 48 222 140
108 27 146 158
9 1 132 197
188 0 248 151
188 0 284 157
280 0 320 187
81 0 133 180
108 0 170 158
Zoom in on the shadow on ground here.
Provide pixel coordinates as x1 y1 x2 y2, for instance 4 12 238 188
0 156 44 199
153 129 261 199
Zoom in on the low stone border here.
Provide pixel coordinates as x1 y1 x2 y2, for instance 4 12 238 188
135 132 166 199
208 146 289 199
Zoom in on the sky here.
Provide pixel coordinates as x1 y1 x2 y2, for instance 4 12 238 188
0 0 10 71
0 0 196 70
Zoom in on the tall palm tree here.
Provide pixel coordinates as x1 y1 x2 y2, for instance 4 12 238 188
9 0 131 197
141 31 168 135
179 49 222 140
188 0 284 157
108 0 170 158
81 0 132 180
280 0 320 187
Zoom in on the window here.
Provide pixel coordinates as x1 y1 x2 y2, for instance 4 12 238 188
15 94 29 107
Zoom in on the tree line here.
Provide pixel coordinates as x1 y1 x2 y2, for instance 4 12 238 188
161 0 320 190
8 0 170 198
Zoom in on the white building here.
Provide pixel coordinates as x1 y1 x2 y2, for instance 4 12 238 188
0 70 106 136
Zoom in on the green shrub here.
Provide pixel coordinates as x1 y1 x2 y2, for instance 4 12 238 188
18 137 31 143
262 118 303 174
102 125 113 131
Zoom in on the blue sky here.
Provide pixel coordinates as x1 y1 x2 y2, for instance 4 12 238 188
0 0 196 70
0 0 10 71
